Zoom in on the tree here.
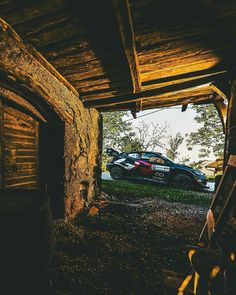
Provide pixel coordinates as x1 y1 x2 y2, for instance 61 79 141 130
135 121 169 150
186 104 225 158
102 111 132 150
103 114 169 152
118 132 143 151
102 112 141 152
166 132 184 161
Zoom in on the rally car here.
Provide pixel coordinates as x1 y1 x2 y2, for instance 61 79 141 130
106 148 208 189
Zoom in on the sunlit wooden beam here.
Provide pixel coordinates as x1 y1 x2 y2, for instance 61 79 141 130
112 0 141 95
214 96 227 133
84 72 226 109
210 81 231 101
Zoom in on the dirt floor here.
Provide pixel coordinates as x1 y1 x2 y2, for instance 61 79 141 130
50 192 210 295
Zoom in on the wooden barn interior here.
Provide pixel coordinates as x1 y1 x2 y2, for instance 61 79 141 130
0 0 236 294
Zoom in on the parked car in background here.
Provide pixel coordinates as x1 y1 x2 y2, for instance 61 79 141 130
106 148 208 189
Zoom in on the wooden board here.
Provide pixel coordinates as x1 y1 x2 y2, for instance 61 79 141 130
0 104 39 189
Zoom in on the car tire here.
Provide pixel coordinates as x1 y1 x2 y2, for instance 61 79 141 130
110 166 124 180
172 173 193 189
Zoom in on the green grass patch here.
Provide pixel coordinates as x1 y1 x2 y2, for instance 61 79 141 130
102 180 211 207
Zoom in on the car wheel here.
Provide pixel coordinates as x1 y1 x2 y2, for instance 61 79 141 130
110 166 123 180
172 173 192 189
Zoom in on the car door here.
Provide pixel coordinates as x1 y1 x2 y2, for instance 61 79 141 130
140 152 171 182
113 152 140 175
124 152 141 175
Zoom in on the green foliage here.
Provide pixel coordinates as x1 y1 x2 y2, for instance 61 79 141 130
102 180 211 207
166 132 184 160
102 111 142 165
186 104 225 158
101 162 107 172
118 132 143 151
102 111 133 151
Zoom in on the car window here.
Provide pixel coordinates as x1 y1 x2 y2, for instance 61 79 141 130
141 152 158 160
141 152 166 165
128 153 140 159
149 156 165 165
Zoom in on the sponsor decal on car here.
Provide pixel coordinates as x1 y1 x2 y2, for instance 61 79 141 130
114 159 126 164
151 164 170 172
114 158 135 170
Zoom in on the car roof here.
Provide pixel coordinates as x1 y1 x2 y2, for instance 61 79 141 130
125 151 162 155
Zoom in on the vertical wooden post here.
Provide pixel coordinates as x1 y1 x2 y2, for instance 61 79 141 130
222 80 236 203
225 80 236 162
0 99 4 188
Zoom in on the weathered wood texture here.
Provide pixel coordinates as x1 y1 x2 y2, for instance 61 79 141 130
0 104 39 189
1 0 132 104
112 0 141 94
0 19 102 218
225 80 236 160
214 96 227 133
0 85 46 122
130 0 234 87
84 78 216 109
0 0 235 110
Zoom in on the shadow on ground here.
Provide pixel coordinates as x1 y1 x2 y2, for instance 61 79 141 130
50 194 208 294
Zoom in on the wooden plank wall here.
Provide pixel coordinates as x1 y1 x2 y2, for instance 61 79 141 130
0 103 39 189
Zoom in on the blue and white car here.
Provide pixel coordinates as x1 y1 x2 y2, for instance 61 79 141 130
106 148 208 189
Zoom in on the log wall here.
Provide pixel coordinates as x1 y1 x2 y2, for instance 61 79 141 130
0 103 39 189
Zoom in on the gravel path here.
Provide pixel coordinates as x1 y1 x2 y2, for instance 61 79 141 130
50 193 208 294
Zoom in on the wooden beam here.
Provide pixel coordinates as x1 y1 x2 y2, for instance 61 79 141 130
181 104 188 112
0 85 46 122
225 79 236 161
0 99 4 188
214 96 227 133
130 109 138 118
84 72 225 109
99 95 214 112
0 18 84 123
112 0 141 94
210 80 231 101
0 71 59 123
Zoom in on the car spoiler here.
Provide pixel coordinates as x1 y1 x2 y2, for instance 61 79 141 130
106 148 119 157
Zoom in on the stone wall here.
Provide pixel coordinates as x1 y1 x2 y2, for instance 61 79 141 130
0 19 103 219
64 108 102 219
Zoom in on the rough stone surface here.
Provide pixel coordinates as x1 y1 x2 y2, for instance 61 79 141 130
64 108 102 219
0 19 103 218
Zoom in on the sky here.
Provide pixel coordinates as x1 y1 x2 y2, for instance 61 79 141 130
123 104 215 164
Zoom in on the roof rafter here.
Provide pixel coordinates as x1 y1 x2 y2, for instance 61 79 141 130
112 0 141 94
84 71 227 109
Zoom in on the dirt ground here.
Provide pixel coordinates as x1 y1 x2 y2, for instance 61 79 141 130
50 193 209 295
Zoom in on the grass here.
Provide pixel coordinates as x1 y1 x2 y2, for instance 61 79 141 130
102 179 212 207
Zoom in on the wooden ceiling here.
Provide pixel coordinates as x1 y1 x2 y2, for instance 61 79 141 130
0 0 235 112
